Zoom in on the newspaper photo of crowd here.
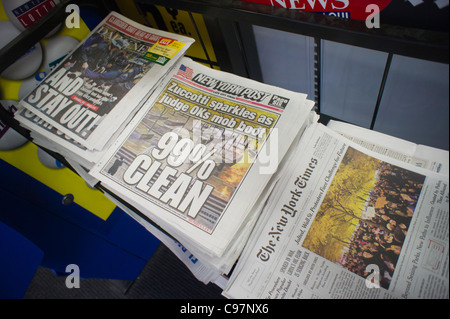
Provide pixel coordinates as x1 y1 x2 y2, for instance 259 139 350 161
342 161 425 289
62 24 154 116
303 147 426 290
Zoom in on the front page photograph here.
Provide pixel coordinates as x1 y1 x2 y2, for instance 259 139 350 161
17 11 194 151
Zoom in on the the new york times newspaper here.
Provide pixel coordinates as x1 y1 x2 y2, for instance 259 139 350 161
16 11 194 151
224 123 449 299
89 57 314 273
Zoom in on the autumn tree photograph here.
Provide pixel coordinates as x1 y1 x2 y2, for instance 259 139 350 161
302 146 425 289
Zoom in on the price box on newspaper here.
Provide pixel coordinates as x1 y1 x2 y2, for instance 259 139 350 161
144 38 186 65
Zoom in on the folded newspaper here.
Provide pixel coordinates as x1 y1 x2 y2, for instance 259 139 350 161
327 120 449 176
88 56 315 275
223 123 449 299
15 11 194 153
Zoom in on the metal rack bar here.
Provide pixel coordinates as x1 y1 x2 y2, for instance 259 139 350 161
133 0 448 64
370 53 393 130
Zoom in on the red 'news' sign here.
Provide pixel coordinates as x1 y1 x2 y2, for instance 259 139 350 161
240 0 393 21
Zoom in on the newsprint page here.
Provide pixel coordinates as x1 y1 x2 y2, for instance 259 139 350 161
89 57 313 274
224 123 449 299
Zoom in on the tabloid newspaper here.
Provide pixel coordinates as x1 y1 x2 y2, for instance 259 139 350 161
223 123 449 299
104 110 319 285
15 11 194 151
88 57 315 274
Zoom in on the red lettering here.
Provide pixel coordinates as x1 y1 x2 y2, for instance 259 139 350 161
270 0 349 10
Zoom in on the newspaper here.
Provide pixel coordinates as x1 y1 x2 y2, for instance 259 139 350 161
224 123 449 299
15 11 194 151
327 120 449 175
89 57 315 274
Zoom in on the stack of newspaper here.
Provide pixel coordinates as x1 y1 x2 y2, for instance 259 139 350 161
15 12 194 170
87 57 315 279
